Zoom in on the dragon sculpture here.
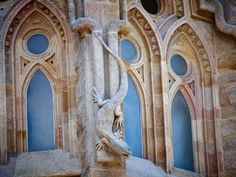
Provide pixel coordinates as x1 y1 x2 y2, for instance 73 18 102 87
93 32 131 158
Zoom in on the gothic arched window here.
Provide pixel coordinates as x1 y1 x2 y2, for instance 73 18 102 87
171 91 194 171
27 70 54 152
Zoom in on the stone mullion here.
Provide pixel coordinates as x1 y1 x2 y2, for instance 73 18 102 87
161 58 172 173
152 55 165 168
145 57 155 162
212 73 224 175
0 48 7 163
202 73 217 176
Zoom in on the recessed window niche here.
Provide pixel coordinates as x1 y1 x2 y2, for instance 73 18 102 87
141 0 158 14
27 33 49 55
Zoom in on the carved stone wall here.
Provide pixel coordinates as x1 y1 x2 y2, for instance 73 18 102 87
0 0 236 177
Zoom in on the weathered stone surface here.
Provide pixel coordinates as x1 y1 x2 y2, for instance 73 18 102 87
126 156 170 177
14 150 81 177
0 158 16 177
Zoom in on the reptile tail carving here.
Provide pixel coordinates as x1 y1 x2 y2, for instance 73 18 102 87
94 32 131 158
94 32 128 105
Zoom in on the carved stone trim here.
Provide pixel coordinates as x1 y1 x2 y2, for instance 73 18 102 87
107 20 131 37
175 0 184 18
170 23 211 73
70 17 102 35
5 1 66 53
128 7 160 57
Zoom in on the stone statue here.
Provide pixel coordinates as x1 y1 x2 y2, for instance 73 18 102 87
93 32 131 158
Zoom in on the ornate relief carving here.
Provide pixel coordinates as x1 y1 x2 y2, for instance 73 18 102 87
128 8 160 57
175 0 184 17
93 33 131 158
5 1 66 53
170 24 211 73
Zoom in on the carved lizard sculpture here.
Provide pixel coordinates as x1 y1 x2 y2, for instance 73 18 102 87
93 32 131 158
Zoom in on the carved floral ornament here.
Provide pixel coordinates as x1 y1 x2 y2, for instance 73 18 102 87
128 7 160 57
5 1 66 53
170 24 211 73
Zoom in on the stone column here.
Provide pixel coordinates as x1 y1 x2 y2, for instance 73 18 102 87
68 8 105 174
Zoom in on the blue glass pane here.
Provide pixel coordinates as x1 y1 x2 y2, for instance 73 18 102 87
172 91 194 171
120 39 137 62
27 34 49 55
27 70 54 152
124 76 142 157
170 55 187 76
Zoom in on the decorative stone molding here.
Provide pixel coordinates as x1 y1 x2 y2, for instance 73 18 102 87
128 7 160 57
175 0 184 18
70 17 102 37
170 23 211 73
107 20 131 37
5 1 66 53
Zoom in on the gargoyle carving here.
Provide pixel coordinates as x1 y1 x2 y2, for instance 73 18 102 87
93 32 131 158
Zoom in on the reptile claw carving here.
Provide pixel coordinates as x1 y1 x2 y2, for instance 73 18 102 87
94 32 131 158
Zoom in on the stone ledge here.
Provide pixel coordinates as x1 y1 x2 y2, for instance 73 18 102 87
14 150 81 177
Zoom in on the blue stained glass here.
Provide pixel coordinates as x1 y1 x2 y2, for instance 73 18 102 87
27 34 49 55
120 39 137 62
172 91 194 171
27 70 54 152
170 55 187 76
124 76 142 157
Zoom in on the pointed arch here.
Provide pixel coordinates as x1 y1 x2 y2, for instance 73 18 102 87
21 64 56 98
128 5 162 60
165 22 213 75
171 90 194 171
20 64 57 152
26 69 54 151
165 23 218 175
170 85 196 121
127 5 166 165
0 0 73 163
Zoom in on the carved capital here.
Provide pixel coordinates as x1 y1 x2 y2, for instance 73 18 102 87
107 20 131 37
70 17 102 37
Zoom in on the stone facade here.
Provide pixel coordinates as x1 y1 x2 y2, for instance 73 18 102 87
0 0 235 177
